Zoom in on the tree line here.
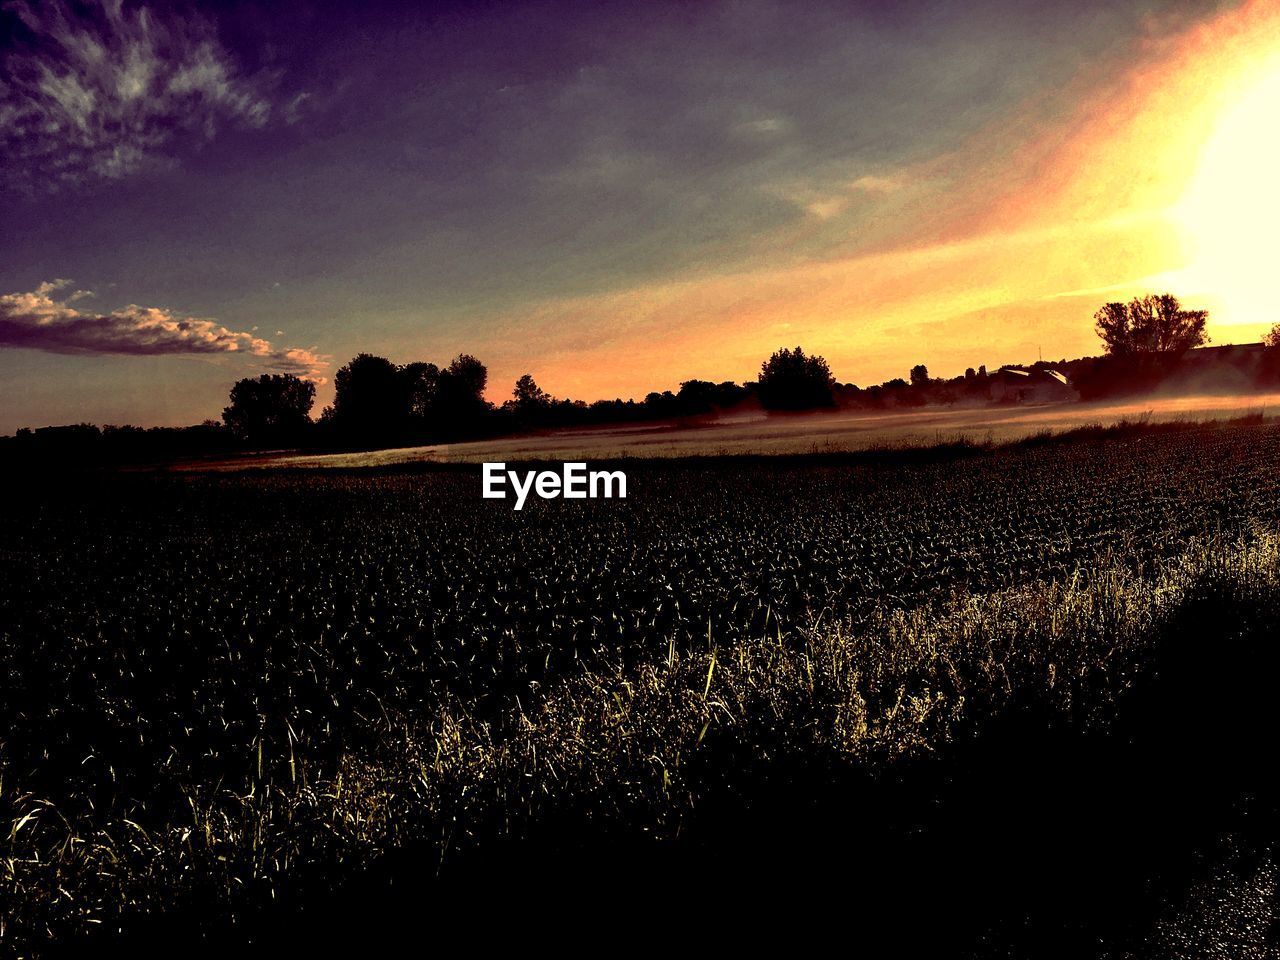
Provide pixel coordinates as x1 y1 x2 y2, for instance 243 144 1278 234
8 292 1279 460
216 293 1222 448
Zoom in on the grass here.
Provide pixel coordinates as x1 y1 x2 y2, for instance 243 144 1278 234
4 421 1280 954
10 532 1280 954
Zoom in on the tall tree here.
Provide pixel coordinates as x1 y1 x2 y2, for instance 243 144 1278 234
510 373 552 427
676 379 718 415
444 354 487 399
513 373 549 410
401 361 440 423
436 354 491 426
1094 294 1209 356
222 373 314 445
757 346 835 411
327 354 406 440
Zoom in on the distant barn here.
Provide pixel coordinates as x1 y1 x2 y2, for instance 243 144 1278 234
990 367 1077 404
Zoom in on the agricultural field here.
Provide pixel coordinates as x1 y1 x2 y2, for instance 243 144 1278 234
4 419 1280 955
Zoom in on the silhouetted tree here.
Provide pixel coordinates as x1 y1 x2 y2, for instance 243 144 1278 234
5 421 238 464
910 364 930 387
676 379 719 415
757 346 835 411
1259 324 1280 385
435 354 490 432
513 373 550 410
401 362 440 423
714 381 750 409
222 373 314 445
326 354 405 442
644 390 680 418
445 354 487 398
508 373 552 427
1094 294 1209 356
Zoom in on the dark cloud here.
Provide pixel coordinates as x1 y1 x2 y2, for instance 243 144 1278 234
0 0 282 193
0 280 328 379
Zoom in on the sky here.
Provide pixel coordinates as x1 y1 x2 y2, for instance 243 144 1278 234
2 0 1279 432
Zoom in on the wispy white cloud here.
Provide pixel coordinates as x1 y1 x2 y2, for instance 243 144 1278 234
0 280 329 380
0 0 281 193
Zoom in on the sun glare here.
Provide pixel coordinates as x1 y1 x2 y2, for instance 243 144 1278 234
1175 58 1280 328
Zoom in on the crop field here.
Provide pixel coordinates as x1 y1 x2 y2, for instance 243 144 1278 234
5 419 1280 955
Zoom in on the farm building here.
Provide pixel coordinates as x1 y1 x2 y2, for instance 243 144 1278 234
990 367 1077 404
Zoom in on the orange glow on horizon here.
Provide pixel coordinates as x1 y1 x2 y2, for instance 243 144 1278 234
471 0 1280 404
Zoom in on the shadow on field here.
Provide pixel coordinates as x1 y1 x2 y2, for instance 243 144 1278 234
72 579 1280 958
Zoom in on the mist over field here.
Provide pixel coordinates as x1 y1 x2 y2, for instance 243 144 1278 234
205 392 1280 469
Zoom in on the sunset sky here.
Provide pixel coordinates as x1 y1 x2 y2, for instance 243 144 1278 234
2 0 1279 433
